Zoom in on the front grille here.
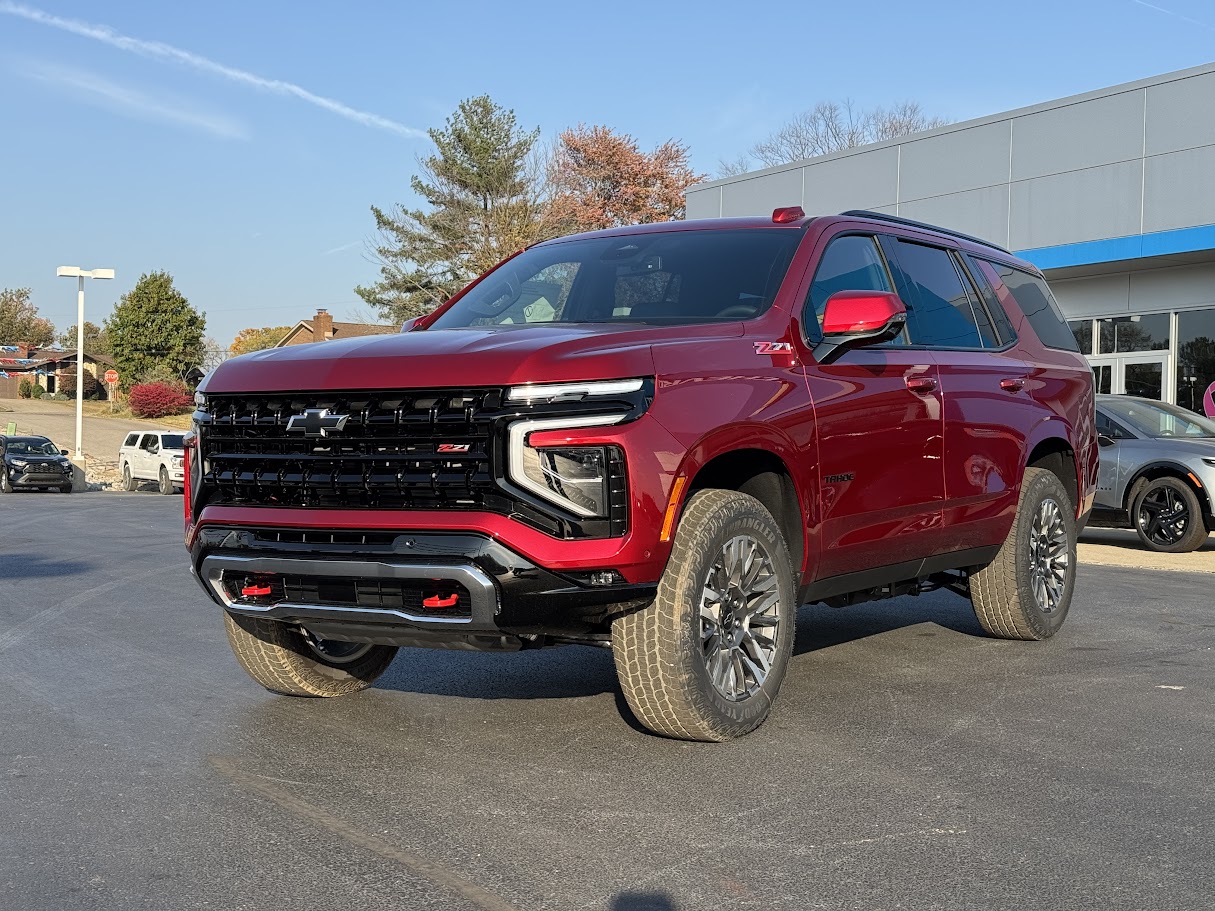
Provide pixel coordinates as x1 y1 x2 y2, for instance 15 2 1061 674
220 572 471 620
197 389 507 511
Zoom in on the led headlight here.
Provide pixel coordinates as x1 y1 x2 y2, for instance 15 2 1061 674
506 378 644 404
10 459 28 468
508 414 625 517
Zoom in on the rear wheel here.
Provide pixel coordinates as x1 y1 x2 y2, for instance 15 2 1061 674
121 463 136 491
158 466 173 495
970 467 1076 640
1132 477 1208 553
611 489 796 741
223 611 398 697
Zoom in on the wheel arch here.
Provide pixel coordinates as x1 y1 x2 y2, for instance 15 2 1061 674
1121 460 1212 524
1025 436 1078 514
681 444 808 581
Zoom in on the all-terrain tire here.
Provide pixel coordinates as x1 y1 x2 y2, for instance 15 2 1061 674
0 471 10 493
1132 476 1208 553
611 489 796 742
121 463 137 492
970 467 1076 640
158 466 174 495
223 611 398 697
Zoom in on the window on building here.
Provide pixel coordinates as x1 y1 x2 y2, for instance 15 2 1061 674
1176 308 1215 414
1097 313 1169 354
1069 319 1094 355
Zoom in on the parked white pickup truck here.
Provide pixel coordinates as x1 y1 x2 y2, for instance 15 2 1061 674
119 430 186 494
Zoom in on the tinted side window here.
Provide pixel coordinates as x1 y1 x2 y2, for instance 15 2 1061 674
1095 411 1132 440
806 235 894 339
892 241 984 348
123 433 139 447
992 263 1079 352
961 253 1017 344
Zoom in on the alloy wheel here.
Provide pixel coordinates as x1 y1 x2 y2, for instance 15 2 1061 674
1028 497 1069 614
1137 483 1190 547
699 534 782 701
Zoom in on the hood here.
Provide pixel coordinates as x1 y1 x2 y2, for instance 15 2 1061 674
200 323 740 394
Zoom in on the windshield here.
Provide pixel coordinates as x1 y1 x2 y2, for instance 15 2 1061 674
1100 397 1215 438
5 437 59 456
428 229 802 329
162 435 185 450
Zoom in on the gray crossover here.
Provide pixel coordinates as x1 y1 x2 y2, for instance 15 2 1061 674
1091 395 1215 552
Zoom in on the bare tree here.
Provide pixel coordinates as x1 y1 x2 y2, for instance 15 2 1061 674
749 99 949 168
715 155 754 179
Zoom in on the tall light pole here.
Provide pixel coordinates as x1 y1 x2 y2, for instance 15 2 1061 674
56 266 114 461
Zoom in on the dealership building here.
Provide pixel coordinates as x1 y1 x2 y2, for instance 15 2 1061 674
686 62 1215 412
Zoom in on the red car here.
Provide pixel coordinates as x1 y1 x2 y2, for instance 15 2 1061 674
186 208 1097 741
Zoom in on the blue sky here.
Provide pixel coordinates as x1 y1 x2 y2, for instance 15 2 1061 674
1 0 1213 352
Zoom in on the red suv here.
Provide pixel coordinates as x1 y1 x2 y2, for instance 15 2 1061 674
186 208 1097 741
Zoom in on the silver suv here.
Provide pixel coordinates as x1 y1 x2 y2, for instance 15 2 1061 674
1091 395 1215 552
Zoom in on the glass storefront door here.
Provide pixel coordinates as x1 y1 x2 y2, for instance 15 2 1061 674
1088 353 1169 400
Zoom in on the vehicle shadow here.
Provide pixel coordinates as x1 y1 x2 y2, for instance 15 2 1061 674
0 552 92 580
793 591 987 655
368 590 986 701
611 893 678 911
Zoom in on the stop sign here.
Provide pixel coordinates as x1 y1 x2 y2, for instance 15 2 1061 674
104 369 119 385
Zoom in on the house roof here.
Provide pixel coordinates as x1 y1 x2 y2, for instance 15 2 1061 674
276 319 397 347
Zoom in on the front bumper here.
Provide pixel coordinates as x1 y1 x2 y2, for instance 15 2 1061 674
190 525 656 648
7 465 71 488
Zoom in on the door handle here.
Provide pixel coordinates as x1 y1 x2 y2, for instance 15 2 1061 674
1000 377 1027 393
906 375 938 394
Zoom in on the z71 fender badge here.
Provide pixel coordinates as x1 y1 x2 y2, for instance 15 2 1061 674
754 342 793 354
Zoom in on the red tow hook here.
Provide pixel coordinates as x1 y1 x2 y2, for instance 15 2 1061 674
241 582 274 597
423 593 459 609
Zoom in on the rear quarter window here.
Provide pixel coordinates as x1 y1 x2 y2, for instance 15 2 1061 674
982 260 1078 352
123 433 139 447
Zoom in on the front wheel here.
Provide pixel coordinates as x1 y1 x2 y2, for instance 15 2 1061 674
0 471 10 493
611 489 796 741
1132 477 1208 553
223 612 398 697
970 467 1076 640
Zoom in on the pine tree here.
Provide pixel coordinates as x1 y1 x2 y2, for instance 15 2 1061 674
105 272 205 390
357 96 554 323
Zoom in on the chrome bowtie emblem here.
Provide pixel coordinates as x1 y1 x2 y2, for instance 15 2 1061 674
285 408 349 437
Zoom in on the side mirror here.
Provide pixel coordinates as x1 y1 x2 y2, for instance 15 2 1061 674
813 291 907 365
60 449 69 456
1098 434 1117 448
399 317 420 333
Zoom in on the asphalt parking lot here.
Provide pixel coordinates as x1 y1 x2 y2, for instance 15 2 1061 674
2 493 1213 910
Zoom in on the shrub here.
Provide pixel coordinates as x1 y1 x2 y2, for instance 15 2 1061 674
128 382 192 419
59 370 102 400
30 383 45 399
18 378 31 398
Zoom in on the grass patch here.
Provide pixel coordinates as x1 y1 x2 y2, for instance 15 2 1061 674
34 397 193 428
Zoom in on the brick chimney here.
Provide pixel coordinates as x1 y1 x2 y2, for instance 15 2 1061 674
314 308 334 341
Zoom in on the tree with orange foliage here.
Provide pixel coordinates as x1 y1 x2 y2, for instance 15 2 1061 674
229 325 293 357
549 126 706 233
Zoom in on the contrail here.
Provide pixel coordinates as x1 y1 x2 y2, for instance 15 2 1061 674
0 1 426 138
1131 0 1215 31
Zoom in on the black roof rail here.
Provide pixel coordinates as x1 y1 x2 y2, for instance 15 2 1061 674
838 209 1011 255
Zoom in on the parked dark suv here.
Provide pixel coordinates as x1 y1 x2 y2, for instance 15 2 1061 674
185 208 1097 741
1 434 73 493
